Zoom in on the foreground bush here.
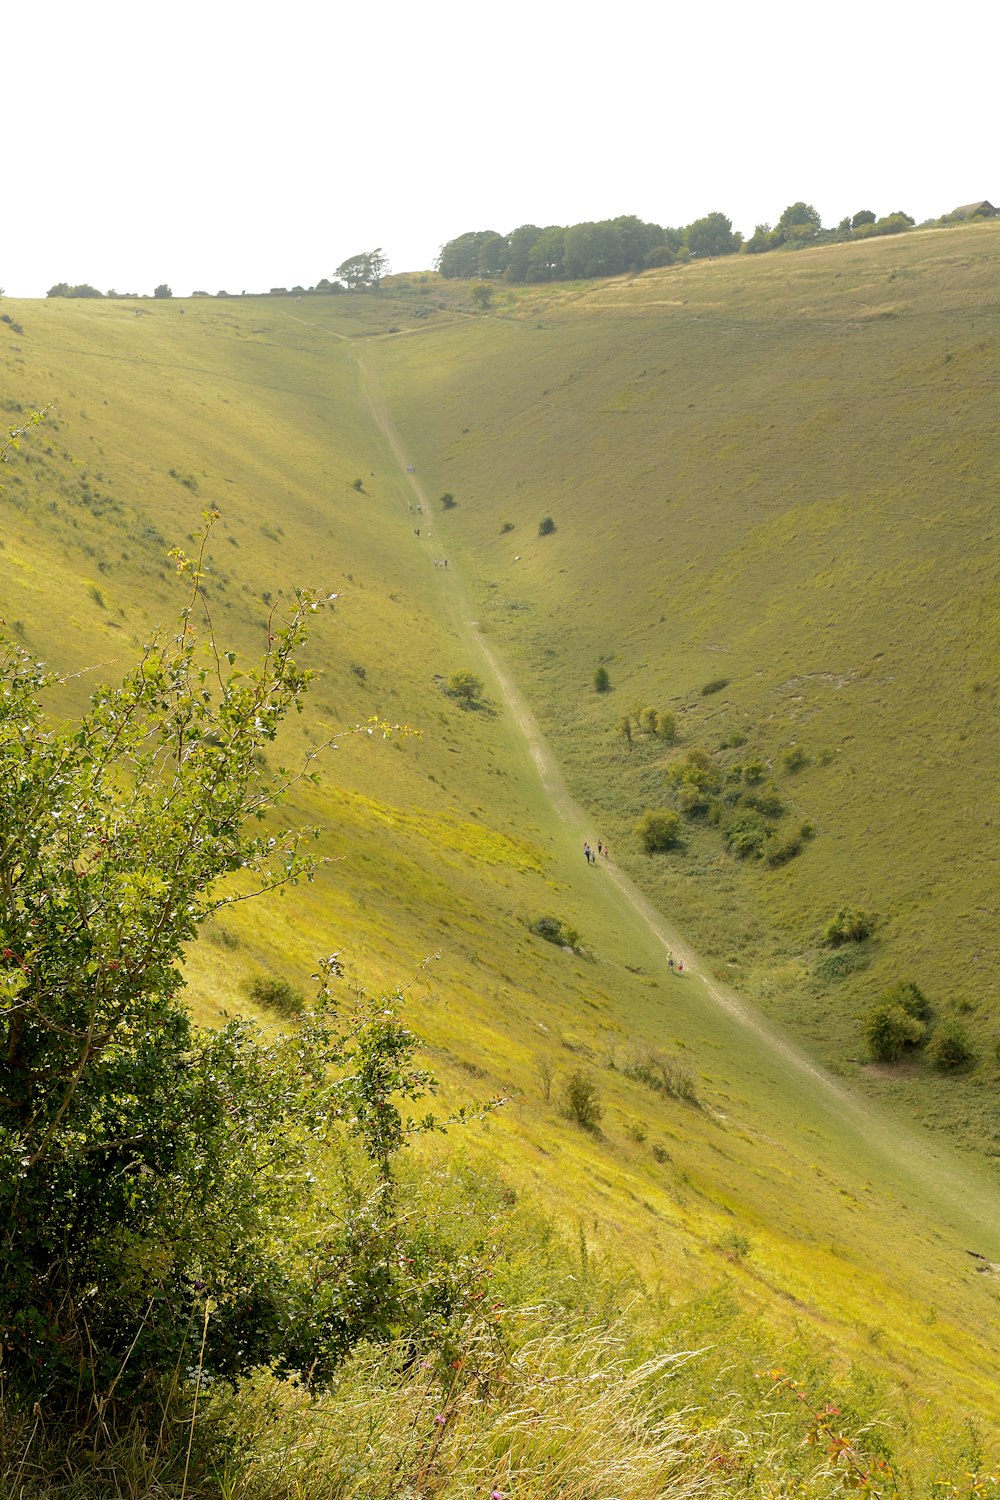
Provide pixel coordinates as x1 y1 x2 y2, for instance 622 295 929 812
0 550 478 1419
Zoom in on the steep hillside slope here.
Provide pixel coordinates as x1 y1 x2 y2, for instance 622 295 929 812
372 223 1000 1161
2 272 999 1458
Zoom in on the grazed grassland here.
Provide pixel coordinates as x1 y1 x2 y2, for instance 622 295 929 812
2 237 999 1473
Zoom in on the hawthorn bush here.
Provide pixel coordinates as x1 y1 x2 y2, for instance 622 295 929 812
927 1020 975 1071
635 809 682 852
825 907 876 946
863 1003 925 1063
0 546 481 1418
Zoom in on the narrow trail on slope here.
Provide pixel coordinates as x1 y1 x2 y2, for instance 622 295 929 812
337 331 1000 1254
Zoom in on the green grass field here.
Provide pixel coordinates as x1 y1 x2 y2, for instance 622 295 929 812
3 229 1000 1480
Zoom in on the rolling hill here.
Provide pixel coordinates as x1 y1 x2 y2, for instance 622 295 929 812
2 225 999 1485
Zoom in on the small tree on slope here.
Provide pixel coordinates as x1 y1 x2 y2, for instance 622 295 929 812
0 533 476 1416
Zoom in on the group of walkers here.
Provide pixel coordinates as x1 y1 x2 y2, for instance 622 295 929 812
404 470 448 569
583 840 609 865
583 838 685 977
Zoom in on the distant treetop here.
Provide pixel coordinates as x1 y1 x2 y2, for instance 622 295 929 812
437 197 932 282
334 249 389 290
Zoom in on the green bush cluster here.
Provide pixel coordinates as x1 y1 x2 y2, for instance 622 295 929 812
245 973 306 1016
560 1070 603 1130
927 1019 976 1071
861 982 976 1072
863 985 929 1062
654 742 809 870
635 808 682 852
0 590 480 1417
530 915 581 949
446 669 484 706
825 907 876 946
623 705 677 740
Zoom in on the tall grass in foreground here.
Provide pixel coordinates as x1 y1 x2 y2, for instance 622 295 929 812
208 1316 723 1500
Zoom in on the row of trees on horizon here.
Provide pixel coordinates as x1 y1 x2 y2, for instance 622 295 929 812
436 199 995 282
23 199 996 302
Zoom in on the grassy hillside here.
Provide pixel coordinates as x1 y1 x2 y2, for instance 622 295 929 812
371 223 1000 1160
2 247 1000 1486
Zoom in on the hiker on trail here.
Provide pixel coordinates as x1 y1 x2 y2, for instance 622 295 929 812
583 842 592 864
677 961 684 974
668 956 675 973
414 528 420 537
603 844 609 859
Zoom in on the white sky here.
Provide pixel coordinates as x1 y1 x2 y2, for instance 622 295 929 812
2 0 994 298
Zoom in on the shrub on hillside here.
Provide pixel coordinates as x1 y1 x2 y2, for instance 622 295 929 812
927 1020 975 1072
635 808 682 852
0 580 473 1414
538 516 556 535
245 973 306 1016
742 787 786 818
880 980 931 1022
781 745 810 772
594 665 611 692
655 710 678 741
723 811 771 859
440 492 457 509
701 676 730 695
740 759 767 784
446 669 484 706
530 915 580 950
862 1003 926 1063
666 748 720 794
678 783 711 819
825 907 876 946
560 1070 603 1131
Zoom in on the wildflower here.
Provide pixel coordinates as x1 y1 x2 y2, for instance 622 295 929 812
434 1413 447 1426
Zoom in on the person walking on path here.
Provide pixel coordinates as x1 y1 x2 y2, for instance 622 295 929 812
583 842 592 864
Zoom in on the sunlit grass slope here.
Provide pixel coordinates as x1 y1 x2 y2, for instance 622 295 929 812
372 223 1000 1161
2 269 999 1458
